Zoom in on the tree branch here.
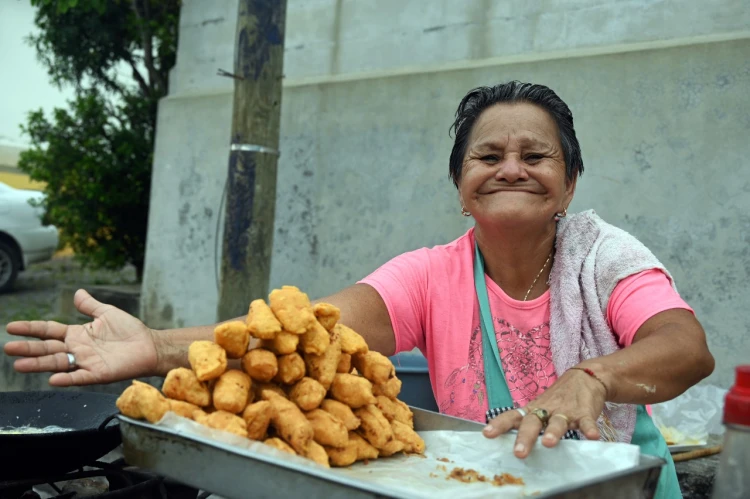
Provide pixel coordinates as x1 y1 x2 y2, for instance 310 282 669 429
123 52 151 96
130 0 164 93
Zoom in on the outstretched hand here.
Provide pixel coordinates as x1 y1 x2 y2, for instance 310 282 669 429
482 368 608 458
4 289 159 386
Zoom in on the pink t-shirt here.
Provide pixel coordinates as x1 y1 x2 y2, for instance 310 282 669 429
359 228 693 423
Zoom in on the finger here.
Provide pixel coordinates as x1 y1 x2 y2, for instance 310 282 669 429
515 414 544 458
4 339 67 358
49 370 100 387
14 352 72 373
74 289 115 319
542 414 570 448
483 410 523 438
6 320 68 341
579 416 601 441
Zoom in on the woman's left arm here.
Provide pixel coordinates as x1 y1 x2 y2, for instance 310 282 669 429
484 308 714 458
581 308 714 405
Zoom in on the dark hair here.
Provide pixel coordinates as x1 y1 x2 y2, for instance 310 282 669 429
448 81 584 187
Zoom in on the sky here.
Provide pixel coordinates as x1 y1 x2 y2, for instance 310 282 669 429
0 1 74 149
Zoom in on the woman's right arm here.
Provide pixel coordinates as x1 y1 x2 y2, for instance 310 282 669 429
4 285 396 386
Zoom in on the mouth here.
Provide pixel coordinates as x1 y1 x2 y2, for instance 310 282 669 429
479 188 540 195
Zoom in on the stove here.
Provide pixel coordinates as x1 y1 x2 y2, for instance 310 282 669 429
0 448 211 499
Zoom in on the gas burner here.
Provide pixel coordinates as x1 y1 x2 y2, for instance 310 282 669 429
0 450 204 499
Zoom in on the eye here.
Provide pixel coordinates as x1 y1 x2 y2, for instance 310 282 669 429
525 154 544 163
481 155 499 163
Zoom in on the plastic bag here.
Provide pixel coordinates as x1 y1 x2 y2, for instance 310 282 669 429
651 383 727 445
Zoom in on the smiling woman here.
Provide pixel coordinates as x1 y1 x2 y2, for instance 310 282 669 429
4 81 713 499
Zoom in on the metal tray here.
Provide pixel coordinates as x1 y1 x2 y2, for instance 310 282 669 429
120 408 664 499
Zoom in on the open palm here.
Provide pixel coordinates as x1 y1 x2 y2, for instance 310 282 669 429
4 289 158 386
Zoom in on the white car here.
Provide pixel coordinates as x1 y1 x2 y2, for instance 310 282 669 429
0 181 59 292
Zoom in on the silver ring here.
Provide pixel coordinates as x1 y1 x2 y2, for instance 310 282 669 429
67 353 77 371
516 408 528 417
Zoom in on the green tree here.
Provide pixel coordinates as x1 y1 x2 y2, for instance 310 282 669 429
18 0 181 281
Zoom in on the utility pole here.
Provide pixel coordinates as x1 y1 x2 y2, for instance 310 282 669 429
217 0 287 321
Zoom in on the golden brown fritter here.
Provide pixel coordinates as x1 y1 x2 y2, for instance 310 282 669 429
246 299 282 340
330 373 376 408
241 349 279 382
268 286 316 334
213 321 250 358
162 367 211 407
188 341 228 381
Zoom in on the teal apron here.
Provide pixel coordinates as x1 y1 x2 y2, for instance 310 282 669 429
474 243 681 498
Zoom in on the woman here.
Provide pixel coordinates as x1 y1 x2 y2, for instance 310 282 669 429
5 81 714 498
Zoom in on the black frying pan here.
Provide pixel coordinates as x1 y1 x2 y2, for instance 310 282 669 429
0 391 121 480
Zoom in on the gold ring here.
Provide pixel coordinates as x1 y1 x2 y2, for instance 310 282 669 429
530 408 550 426
551 413 570 425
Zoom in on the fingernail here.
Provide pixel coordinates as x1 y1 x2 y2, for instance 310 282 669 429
514 443 525 453
483 425 494 434
544 432 555 440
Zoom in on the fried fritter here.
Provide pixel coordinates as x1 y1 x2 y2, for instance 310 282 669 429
288 377 326 411
336 353 352 374
246 299 282 340
304 329 341 389
300 320 330 355
352 351 395 385
116 380 169 424
167 399 200 419
330 373 376 408
325 439 358 467
335 324 368 355
162 367 211 407
242 349 278 382
320 399 360 431
263 392 314 455
372 377 402 399
350 432 379 461
193 410 248 438
268 286 316 334
242 400 272 440
355 404 394 449
391 420 425 454
306 409 349 448
264 437 296 455
274 353 306 385
304 440 330 468
378 438 405 457
312 302 340 331
188 341 228 381
254 382 288 400
261 332 299 355
213 369 252 414
213 321 250 358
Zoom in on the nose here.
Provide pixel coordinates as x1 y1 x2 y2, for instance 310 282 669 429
495 155 529 183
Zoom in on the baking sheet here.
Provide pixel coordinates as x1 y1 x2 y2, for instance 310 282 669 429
152 412 641 498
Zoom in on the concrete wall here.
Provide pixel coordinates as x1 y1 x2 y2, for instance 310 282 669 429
142 0 750 388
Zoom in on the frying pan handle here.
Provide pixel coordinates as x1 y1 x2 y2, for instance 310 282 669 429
98 412 120 432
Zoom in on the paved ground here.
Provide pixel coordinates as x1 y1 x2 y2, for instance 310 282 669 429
0 255 136 328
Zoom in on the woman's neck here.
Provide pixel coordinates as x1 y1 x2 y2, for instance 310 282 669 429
474 222 557 301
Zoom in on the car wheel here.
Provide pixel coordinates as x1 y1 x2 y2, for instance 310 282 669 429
0 241 20 293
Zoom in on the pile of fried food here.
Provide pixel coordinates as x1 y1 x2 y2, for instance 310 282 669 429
116 285 424 468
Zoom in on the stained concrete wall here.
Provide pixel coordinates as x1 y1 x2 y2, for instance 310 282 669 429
142 0 750 388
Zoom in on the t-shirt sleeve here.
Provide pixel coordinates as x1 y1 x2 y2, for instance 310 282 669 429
607 269 694 347
357 248 430 355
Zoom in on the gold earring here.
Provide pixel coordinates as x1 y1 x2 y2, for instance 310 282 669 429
461 207 471 217
554 207 567 222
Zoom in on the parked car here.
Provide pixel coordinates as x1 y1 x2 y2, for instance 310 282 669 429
0 181 59 292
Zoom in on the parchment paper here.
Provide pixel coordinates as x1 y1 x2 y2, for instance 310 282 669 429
155 412 641 498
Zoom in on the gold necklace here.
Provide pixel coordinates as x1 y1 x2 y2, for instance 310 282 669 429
523 251 553 301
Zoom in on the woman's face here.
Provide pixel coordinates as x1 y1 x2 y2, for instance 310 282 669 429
458 102 576 228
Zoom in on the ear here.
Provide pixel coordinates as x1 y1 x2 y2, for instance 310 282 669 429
562 174 577 209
